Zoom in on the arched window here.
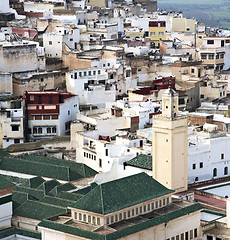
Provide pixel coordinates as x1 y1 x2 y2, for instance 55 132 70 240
224 167 228 175
213 168 217 177
38 128 42 134
195 177 199 182
47 127 51 133
33 128 37 134
52 127 56 133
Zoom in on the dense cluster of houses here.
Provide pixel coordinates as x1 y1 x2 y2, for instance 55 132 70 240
1 0 230 239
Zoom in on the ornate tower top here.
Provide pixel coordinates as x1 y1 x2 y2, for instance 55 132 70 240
161 88 179 119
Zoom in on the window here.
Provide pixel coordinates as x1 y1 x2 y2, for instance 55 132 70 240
68 110 70 115
140 206 142 213
49 96 52 104
128 211 130 218
176 235 179 240
88 215 91 223
44 115 50 120
35 115 42 120
30 95 34 101
132 209 134 216
47 127 51 133
159 32 164 36
159 200 162 207
97 217 100 225
106 218 109 224
181 233 184 240
52 127 56 133
105 149 108 156
155 201 158 208
38 96 42 104
84 72 87 76
143 205 146 212
92 216 95 224
83 214 86 221
89 71 91 76
148 204 150 211
136 208 138 214
38 128 42 134
79 213 82 220
191 68 195 73
194 228 197 238
79 72 82 77
124 212 126 219
51 115 58 120
150 32 155 36
115 215 118 222
163 199 165 206
119 213 122 220
201 54 207 60
93 71 96 75
207 40 214 44
98 70 101 74
224 167 228 175
185 232 188 240
108 63 110 66
49 41 52 45
99 159 102 168
208 54 214 59
192 163 196 170
152 203 154 209
190 230 193 239
14 139 20 144
33 128 37 134
213 168 217 177
221 153 224 159
195 177 199 181
12 125 19 131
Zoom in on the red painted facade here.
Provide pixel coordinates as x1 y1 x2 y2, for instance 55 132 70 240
149 21 166 27
12 27 37 39
23 91 76 115
131 77 176 96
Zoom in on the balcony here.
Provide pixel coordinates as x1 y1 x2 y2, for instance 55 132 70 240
83 143 96 153
11 117 22 122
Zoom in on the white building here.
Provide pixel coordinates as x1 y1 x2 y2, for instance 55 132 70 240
0 176 14 230
43 26 80 58
23 91 79 141
0 104 24 148
71 106 152 172
0 39 45 73
66 68 116 107
188 123 230 184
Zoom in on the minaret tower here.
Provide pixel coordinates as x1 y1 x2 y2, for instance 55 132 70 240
152 87 188 192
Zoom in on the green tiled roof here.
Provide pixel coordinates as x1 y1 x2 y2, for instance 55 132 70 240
14 200 68 221
57 192 84 202
126 154 152 170
14 186 45 200
0 155 97 181
39 196 75 208
39 203 202 240
0 227 41 239
0 157 73 181
0 175 15 190
37 180 61 194
0 149 9 158
48 183 76 197
25 155 98 179
73 182 98 195
71 173 174 214
29 177 45 188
